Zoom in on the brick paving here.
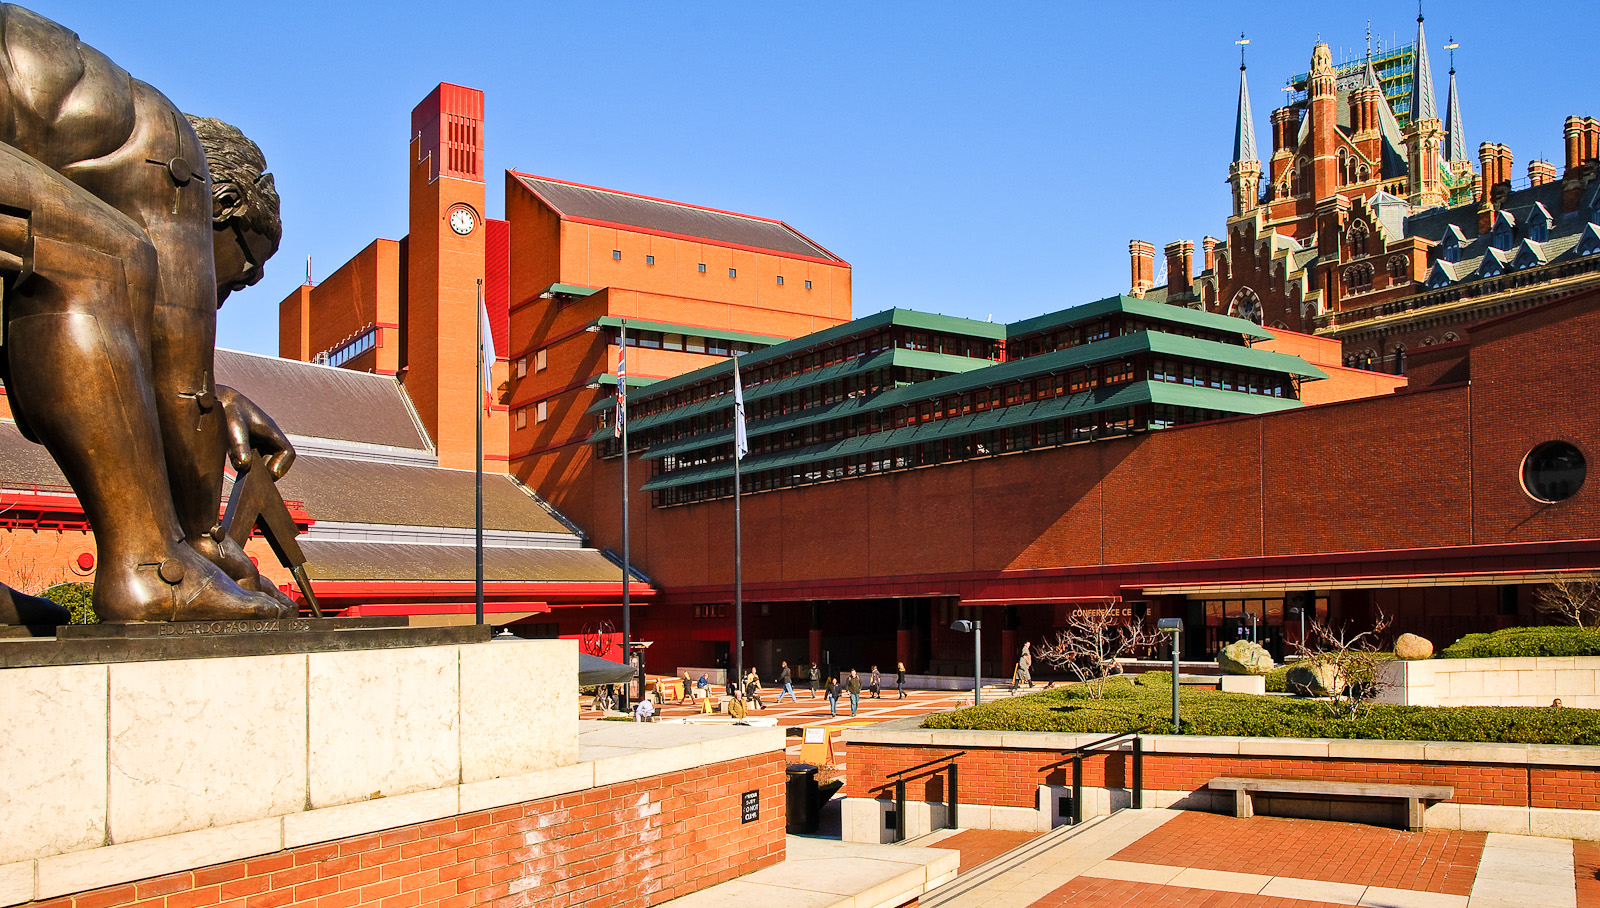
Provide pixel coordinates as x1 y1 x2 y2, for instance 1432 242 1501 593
929 829 1042 873
1575 839 1600 907
1027 877 1358 908
1109 811 1485 895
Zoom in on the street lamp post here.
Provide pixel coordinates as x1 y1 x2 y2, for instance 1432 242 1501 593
1157 618 1183 733
950 619 981 705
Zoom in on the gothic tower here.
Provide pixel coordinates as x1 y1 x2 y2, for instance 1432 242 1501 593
1404 13 1447 208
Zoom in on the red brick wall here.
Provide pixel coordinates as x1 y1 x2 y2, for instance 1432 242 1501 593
845 741 1600 812
23 753 785 908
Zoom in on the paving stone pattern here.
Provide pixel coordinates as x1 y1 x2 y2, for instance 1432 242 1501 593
1111 812 1485 895
1029 877 1357 907
931 829 1042 874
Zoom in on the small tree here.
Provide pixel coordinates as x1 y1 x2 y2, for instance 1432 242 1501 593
1291 610 1393 719
1533 579 1600 628
1036 607 1159 699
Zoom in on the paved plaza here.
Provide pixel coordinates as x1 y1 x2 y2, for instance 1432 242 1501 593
919 809 1585 908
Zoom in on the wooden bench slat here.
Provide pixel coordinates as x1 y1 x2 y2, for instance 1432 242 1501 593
1208 777 1453 799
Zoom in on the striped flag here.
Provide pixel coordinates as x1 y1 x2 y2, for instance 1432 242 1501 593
615 341 627 439
732 354 747 461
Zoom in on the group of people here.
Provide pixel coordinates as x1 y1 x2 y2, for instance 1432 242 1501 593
671 660 913 718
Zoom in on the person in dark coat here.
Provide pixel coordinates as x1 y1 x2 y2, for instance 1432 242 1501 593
846 669 863 716
809 662 821 699
826 677 842 716
896 661 908 699
777 660 796 703
869 665 882 699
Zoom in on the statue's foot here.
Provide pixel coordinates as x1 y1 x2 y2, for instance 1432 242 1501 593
94 545 293 622
189 535 305 616
0 584 70 629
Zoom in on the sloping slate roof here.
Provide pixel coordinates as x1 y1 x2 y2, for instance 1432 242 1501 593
512 173 842 263
0 420 68 488
214 349 430 451
1408 182 1571 243
300 541 618 582
269 456 572 534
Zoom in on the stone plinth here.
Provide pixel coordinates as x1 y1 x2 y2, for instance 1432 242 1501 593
0 635 577 871
1220 674 1267 695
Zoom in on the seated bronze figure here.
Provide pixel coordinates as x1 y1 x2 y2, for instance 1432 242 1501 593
0 4 299 623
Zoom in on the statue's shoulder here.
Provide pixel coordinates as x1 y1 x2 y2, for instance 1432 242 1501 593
0 4 139 166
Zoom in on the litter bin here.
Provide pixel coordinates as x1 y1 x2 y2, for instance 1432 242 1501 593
786 763 820 834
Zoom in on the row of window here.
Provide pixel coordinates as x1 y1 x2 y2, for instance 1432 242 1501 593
514 348 548 378
650 409 1148 506
1149 359 1288 397
609 248 813 287
606 328 765 358
1009 317 1236 360
628 328 1001 420
514 400 548 429
318 328 377 368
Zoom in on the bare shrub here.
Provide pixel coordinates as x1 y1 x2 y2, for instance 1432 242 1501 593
1036 607 1160 699
1533 579 1600 628
1291 610 1394 719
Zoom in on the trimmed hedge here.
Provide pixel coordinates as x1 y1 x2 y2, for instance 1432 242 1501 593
41 582 96 625
1441 626 1600 659
921 675 1600 744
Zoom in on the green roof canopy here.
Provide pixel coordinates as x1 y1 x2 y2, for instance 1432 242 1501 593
543 283 601 298
1007 294 1275 342
630 308 1005 404
640 379 1299 492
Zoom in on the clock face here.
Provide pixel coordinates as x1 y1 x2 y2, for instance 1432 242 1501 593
449 206 476 235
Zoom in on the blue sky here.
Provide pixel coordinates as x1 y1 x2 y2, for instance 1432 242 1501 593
36 1 1596 356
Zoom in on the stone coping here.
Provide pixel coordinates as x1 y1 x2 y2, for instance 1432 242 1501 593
0 623 489 667
0 721 784 906
841 719 1600 766
650 835 959 908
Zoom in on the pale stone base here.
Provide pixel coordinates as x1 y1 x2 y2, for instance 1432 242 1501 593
1220 674 1268 695
1378 656 1600 707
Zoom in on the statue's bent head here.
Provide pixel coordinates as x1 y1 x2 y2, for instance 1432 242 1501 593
186 115 281 302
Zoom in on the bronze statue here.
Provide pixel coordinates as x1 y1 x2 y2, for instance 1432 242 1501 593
0 4 298 622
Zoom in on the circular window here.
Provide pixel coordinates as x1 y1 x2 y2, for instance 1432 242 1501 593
1522 441 1587 503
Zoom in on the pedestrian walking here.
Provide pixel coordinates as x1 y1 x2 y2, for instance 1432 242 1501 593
679 673 693 705
744 667 765 710
896 661 907 699
846 669 862 716
776 661 797 703
869 665 881 699
1015 643 1034 691
809 662 820 699
826 677 842 716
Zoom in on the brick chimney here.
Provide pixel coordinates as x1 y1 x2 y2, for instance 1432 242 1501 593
1163 241 1194 297
1566 116 1584 176
1529 160 1557 187
1129 240 1155 298
1202 236 1220 274
1586 118 1600 163
1271 107 1298 154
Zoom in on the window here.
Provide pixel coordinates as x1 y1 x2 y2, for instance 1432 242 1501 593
1523 441 1586 503
698 263 707 273
516 357 527 378
776 275 784 285
804 280 813 289
662 333 684 351
728 267 737 278
645 254 655 265
535 401 548 423
611 249 621 260
515 407 527 429
535 348 547 372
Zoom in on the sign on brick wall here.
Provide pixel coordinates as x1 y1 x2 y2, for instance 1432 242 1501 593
742 789 760 823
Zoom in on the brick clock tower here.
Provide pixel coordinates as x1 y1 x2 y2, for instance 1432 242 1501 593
407 84 507 471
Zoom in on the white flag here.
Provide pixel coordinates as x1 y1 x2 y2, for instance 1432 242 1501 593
478 295 498 410
732 354 748 461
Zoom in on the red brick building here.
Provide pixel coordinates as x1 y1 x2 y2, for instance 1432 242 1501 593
1136 14 1600 376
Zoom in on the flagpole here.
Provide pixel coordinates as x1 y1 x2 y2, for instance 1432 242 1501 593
731 353 744 696
620 320 633 709
474 279 484 627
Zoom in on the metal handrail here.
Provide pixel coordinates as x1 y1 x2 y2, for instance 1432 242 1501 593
887 750 967 842
1055 730 1149 826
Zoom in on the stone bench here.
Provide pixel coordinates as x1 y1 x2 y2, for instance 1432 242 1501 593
1208 776 1454 832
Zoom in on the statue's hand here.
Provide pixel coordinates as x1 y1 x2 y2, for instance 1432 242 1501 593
216 385 295 478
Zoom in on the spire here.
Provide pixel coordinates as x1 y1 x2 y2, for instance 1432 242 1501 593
1410 7 1438 124
1360 56 1381 92
1443 38 1466 161
1232 33 1258 164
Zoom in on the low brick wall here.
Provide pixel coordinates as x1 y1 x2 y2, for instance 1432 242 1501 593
842 723 1600 839
1379 656 1600 707
14 752 785 908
